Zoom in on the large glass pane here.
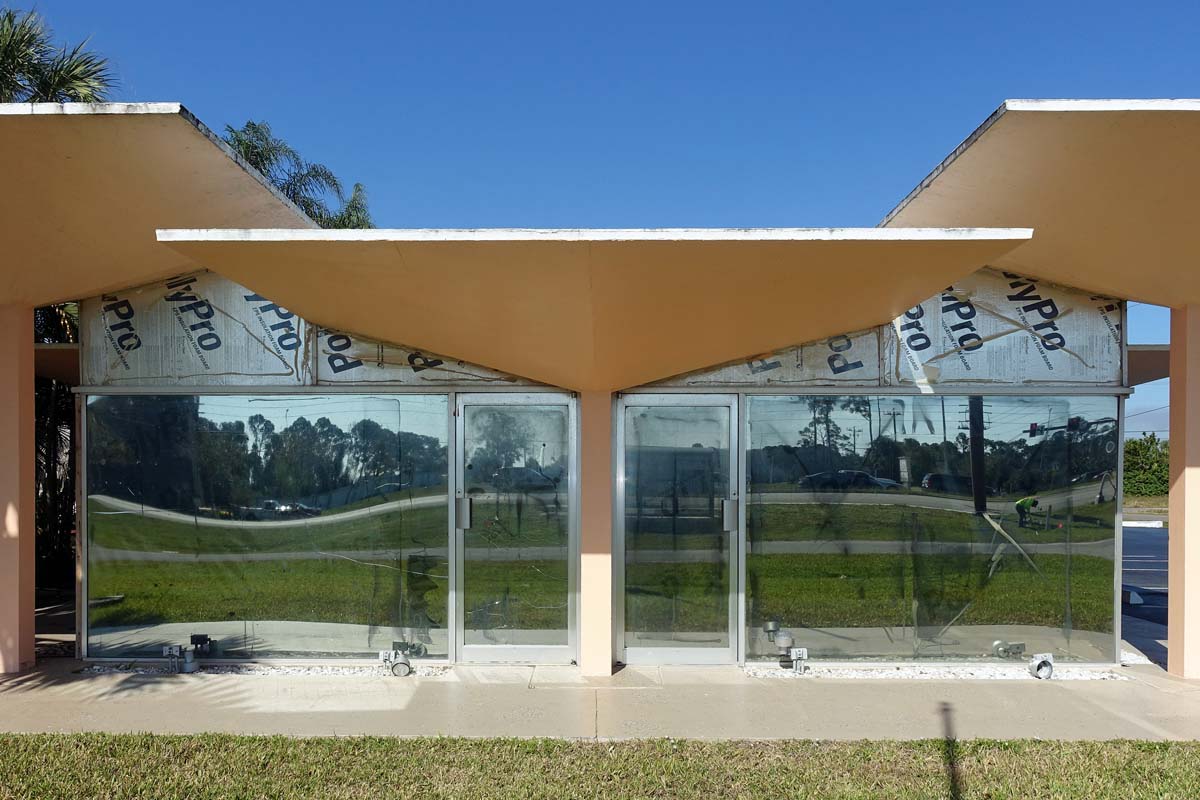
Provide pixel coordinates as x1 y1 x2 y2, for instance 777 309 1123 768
86 394 450 659
746 394 1117 663
462 404 570 647
624 404 731 651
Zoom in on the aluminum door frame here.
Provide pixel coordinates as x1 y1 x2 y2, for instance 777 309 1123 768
454 392 579 665
616 393 740 665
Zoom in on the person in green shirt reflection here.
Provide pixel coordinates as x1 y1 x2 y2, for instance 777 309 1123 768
1015 496 1040 528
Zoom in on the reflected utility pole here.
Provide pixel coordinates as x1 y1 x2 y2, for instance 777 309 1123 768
881 409 902 439
968 396 987 515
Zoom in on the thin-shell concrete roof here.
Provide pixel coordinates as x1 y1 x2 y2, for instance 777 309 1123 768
157 227 1031 390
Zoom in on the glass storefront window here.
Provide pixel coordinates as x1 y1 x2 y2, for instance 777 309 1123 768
746 394 1118 663
86 394 450 659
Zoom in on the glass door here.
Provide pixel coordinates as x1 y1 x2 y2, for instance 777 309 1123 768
455 393 576 663
619 394 738 664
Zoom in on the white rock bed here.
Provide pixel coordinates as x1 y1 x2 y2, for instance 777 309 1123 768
1121 649 1153 665
80 663 450 678
744 663 1127 680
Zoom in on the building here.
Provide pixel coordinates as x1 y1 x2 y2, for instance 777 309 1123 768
1 99 1197 678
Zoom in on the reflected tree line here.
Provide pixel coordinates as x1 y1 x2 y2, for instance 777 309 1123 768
751 396 1118 497
88 396 447 514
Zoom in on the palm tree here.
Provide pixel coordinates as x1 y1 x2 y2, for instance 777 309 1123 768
0 8 113 102
223 120 374 228
323 183 373 229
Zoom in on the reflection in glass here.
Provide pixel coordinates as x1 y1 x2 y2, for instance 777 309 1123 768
746 395 1118 663
624 405 731 651
462 405 570 647
86 394 449 659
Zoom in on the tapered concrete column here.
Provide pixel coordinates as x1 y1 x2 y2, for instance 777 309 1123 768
1169 306 1200 679
0 305 35 674
578 391 614 676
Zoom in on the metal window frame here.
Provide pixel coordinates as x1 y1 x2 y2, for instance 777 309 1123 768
454 391 579 665
616 393 740 666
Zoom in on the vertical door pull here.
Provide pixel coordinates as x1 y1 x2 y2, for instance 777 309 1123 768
456 496 473 530
722 498 738 532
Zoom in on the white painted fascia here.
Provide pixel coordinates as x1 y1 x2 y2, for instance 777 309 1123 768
157 227 1033 243
1004 98 1200 112
0 101 183 116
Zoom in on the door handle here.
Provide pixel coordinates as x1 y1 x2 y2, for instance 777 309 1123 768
456 496 473 530
722 498 738 532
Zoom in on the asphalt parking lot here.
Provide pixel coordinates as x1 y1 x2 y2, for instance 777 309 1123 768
1124 525 1168 626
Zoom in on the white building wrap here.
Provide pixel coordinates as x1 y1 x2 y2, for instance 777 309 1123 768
80 272 312 385
881 269 1123 386
652 269 1122 389
314 330 532 386
652 329 881 387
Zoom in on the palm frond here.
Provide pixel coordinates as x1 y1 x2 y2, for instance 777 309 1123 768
222 119 374 229
222 120 303 185
321 182 374 229
28 38 113 102
0 8 50 102
0 10 111 102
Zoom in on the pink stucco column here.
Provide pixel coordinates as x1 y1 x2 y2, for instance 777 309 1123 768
578 391 614 676
0 305 35 674
1169 306 1200 679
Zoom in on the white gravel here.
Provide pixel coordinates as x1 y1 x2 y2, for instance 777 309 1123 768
1121 649 1153 665
744 663 1127 680
79 663 450 678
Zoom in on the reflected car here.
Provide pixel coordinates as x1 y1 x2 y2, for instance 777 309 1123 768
493 467 557 492
798 470 899 492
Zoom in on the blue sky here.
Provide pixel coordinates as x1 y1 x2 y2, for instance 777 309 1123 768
37 0 1183 432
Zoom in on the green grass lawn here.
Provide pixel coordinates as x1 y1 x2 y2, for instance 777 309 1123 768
748 501 1115 544
1 735 1198 800
88 556 570 642
625 552 1113 637
89 496 568 555
88 500 450 555
1124 494 1168 511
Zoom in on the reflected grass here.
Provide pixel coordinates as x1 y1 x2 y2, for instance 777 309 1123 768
88 557 569 643
625 553 1113 637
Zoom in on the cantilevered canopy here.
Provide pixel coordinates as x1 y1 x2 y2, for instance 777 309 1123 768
0 103 311 306
884 99 1200 307
158 228 1030 391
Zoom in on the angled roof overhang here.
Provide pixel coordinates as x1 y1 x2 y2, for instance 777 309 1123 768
0 102 313 306
158 227 1031 391
883 99 1200 308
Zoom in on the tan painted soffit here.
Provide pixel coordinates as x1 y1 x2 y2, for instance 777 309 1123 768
883 99 1200 307
0 102 313 306
157 228 1031 391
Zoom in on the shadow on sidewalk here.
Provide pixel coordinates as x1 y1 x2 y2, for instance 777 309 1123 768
940 701 963 800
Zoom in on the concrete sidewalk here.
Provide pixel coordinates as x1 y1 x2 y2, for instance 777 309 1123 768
2 658 1199 740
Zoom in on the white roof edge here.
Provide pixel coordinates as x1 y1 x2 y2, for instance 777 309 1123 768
0 101 182 116
1005 98 1200 112
157 226 1033 243
1129 343 1170 351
